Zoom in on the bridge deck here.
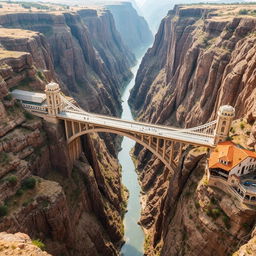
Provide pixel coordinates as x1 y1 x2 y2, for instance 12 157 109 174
58 111 215 147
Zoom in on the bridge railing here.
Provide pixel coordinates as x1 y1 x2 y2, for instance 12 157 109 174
22 103 47 114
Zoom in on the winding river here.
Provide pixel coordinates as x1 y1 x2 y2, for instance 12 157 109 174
120 59 144 256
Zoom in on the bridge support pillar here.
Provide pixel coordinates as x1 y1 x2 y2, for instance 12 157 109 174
68 137 82 165
169 142 174 164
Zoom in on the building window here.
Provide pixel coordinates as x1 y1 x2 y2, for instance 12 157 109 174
241 166 245 175
223 121 227 125
221 127 225 133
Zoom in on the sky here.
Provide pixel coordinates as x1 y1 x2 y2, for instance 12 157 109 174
134 0 146 7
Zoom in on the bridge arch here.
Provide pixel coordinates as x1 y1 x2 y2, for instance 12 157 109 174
67 127 177 174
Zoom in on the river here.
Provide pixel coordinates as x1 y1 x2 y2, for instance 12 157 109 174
119 59 144 256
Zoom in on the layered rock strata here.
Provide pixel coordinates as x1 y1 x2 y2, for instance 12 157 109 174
0 5 133 254
129 5 256 256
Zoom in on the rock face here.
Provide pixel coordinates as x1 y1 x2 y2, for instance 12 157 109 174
106 2 153 56
0 232 51 255
129 5 256 256
0 4 136 255
0 9 134 116
129 5 256 126
78 8 135 91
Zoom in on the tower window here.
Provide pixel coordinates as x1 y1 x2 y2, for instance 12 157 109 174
221 127 225 133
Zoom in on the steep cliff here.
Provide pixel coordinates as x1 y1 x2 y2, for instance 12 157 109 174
78 8 135 90
0 4 131 255
130 5 256 126
105 2 153 56
0 8 134 117
129 5 256 255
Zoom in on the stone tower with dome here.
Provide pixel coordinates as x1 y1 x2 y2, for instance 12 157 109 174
214 105 235 144
45 82 63 116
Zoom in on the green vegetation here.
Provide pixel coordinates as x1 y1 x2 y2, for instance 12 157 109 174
4 175 18 187
240 122 245 130
206 207 221 219
21 177 36 190
36 70 46 81
205 198 231 229
226 136 233 141
21 2 49 10
0 205 8 217
15 189 24 197
239 9 249 15
222 215 231 229
32 239 45 250
24 111 33 120
22 198 34 207
3 94 12 101
0 152 9 165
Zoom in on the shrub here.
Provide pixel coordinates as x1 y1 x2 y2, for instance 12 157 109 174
0 152 9 165
32 239 45 250
239 9 249 15
222 215 231 229
210 197 217 205
3 94 12 101
240 123 245 130
22 177 36 190
211 208 221 219
15 189 24 197
0 205 8 217
4 176 18 186
24 111 33 120
24 112 33 120
226 136 233 141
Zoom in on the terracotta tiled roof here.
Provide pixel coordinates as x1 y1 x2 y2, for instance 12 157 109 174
209 141 256 172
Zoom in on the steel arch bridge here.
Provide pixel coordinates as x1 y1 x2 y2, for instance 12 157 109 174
58 96 217 174
14 86 233 175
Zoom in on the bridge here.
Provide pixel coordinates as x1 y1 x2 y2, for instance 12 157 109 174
11 82 235 174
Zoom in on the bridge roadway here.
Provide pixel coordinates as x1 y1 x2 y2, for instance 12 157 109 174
58 110 216 148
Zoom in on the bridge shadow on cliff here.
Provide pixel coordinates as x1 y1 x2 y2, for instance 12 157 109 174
121 244 143 256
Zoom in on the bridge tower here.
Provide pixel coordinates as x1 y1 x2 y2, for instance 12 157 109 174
214 105 235 144
45 82 63 116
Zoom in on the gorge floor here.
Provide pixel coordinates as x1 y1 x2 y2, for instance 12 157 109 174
119 59 145 256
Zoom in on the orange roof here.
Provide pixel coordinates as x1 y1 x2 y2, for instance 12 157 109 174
208 141 256 172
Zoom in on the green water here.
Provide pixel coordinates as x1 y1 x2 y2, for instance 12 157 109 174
120 60 144 256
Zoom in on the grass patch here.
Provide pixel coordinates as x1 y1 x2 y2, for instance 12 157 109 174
32 239 45 250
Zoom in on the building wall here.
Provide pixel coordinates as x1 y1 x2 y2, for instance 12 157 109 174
229 157 256 177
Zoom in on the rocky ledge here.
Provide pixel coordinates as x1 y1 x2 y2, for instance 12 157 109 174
0 232 51 255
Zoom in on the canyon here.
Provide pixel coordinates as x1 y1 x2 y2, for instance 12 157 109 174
0 1 152 255
0 1 256 256
129 4 256 256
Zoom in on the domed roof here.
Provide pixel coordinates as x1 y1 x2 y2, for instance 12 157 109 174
219 105 235 114
45 82 60 91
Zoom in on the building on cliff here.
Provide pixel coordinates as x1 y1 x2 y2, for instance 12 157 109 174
208 141 256 205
